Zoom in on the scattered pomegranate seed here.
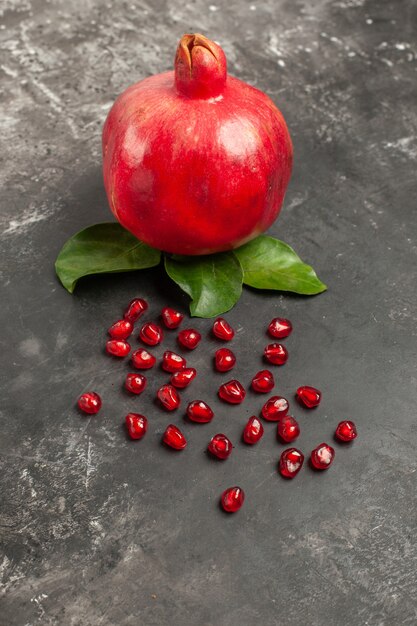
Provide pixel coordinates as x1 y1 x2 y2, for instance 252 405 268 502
208 434 232 459
78 392 102 415
277 415 300 443
106 339 131 357
124 298 148 322
212 317 235 341
296 385 321 408
218 379 246 404
214 348 236 372
251 369 274 393
157 384 180 411
335 420 357 442
242 416 264 445
187 400 214 423
178 328 202 350
220 486 245 513
139 321 163 346
131 348 156 369
125 373 147 394
161 307 184 329
162 350 186 373
163 424 187 450
108 319 133 340
125 413 148 439
279 448 304 478
261 396 289 421
170 367 197 389
268 317 292 339
310 443 335 470
264 343 288 365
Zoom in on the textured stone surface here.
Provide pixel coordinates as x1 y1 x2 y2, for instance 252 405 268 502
1 1 417 624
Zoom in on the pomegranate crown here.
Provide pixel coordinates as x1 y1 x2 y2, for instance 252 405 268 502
174 33 227 99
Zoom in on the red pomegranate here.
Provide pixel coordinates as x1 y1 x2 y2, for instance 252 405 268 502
102 34 293 255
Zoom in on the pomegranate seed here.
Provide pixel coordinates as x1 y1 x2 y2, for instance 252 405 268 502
125 413 148 440
106 339 131 357
296 385 321 408
208 434 232 459
161 307 184 329
157 384 180 411
124 298 148 322
279 448 304 478
221 486 245 513
178 328 201 350
277 415 300 443
268 317 293 339
162 350 186 373
335 420 357 442
139 321 163 346
163 424 187 450
212 317 235 341
108 319 133 340
187 400 214 423
125 373 147 394
310 443 335 470
170 367 197 389
264 343 288 365
242 416 264 445
131 348 156 369
261 396 289 421
218 380 246 404
78 392 102 415
214 348 236 372
251 369 274 393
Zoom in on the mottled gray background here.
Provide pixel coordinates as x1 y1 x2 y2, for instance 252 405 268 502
1 0 417 624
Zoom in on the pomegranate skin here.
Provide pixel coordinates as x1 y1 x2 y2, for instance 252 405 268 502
103 34 293 255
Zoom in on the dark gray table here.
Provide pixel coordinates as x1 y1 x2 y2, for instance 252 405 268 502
1 1 416 624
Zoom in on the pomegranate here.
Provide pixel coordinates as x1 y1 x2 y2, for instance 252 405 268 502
103 33 293 255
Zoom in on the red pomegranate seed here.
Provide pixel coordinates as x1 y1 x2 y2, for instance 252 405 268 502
251 369 274 393
208 434 232 459
157 384 180 411
221 486 245 513
277 415 300 443
242 416 264 445
214 348 236 372
218 379 246 404
106 339 131 357
310 443 335 470
125 413 148 440
108 319 133 340
161 307 184 329
279 448 304 478
125 373 147 394
296 385 322 408
163 424 187 450
268 317 293 339
212 317 235 341
264 343 288 365
178 328 201 350
335 420 357 442
162 350 186 373
187 400 214 423
261 396 289 421
78 392 102 415
131 348 156 369
170 367 197 389
124 298 148 322
139 321 163 346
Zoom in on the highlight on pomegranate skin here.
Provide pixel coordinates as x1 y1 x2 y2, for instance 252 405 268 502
103 33 293 255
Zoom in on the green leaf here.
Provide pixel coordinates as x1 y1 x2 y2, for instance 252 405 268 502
55 223 161 293
165 252 243 317
234 235 327 295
